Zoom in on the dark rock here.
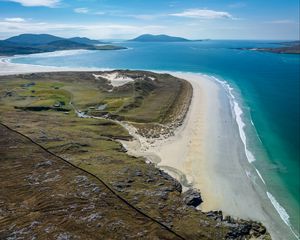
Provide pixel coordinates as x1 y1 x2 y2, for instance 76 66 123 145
112 181 131 192
182 189 203 207
172 179 182 193
206 211 223 221
155 191 169 200
134 170 142 176
21 82 35 88
157 169 182 193
226 224 252 238
35 160 53 168
146 178 154 183
75 175 88 182
5 91 13 97
92 187 100 193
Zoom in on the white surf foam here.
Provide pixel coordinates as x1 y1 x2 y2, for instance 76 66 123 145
267 192 299 239
255 169 266 184
209 76 256 163
209 75 299 239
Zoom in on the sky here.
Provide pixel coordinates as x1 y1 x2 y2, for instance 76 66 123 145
0 0 299 40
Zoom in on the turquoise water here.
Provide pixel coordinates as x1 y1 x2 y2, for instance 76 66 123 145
11 40 300 237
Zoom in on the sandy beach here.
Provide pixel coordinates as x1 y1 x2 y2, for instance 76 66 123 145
121 72 297 240
0 57 297 239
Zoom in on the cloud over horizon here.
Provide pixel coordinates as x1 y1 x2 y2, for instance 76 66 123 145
265 19 296 24
5 0 60 7
74 8 89 14
4 17 26 22
170 9 233 19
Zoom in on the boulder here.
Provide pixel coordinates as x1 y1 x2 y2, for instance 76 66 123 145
183 189 203 207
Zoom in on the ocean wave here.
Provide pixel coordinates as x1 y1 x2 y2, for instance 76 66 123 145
255 169 266 184
208 75 256 164
210 75 299 239
267 192 299 239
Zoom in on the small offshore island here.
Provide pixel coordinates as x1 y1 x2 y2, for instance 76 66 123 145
0 70 271 239
128 34 201 42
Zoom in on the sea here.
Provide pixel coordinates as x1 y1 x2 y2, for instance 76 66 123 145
8 40 300 239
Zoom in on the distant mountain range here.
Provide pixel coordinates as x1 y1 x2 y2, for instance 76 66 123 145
6 34 108 45
128 34 202 42
0 34 125 56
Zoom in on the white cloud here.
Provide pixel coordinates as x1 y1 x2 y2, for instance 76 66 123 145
73 8 106 15
6 0 60 7
4 17 26 22
265 20 295 24
170 9 233 19
74 8 89 14
124 14 162 20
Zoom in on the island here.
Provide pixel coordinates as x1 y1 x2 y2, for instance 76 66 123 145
0 70 270 239
128 34 202 42
0 34 126 56
235 41 300 54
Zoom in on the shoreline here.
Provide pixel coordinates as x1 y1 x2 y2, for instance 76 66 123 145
120 71 298 240
0 56 298 239
0 51 112 76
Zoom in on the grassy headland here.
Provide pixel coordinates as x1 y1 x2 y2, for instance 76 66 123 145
0 71 270 239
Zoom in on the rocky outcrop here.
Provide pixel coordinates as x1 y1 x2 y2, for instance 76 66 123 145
205 211 270 240
182 189 203 207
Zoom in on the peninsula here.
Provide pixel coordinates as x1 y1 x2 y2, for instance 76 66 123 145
0 70 270 239
236 41 300 54
0 34 126 56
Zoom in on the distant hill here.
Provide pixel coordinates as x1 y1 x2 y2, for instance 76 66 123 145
45 39 90 48
129 34 192 42
6 34 63 45
5 34 107 46
0 40 42 55
69 37 107 45
0 34 126 56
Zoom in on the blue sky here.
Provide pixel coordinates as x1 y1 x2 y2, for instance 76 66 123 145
0 0 299 40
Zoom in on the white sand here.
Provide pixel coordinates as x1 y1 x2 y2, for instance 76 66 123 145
121 72 296 240
93 72 134 87
0 53 108 76
0 58 295 239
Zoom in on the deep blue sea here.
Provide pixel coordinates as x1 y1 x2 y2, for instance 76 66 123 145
11 40 300 237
